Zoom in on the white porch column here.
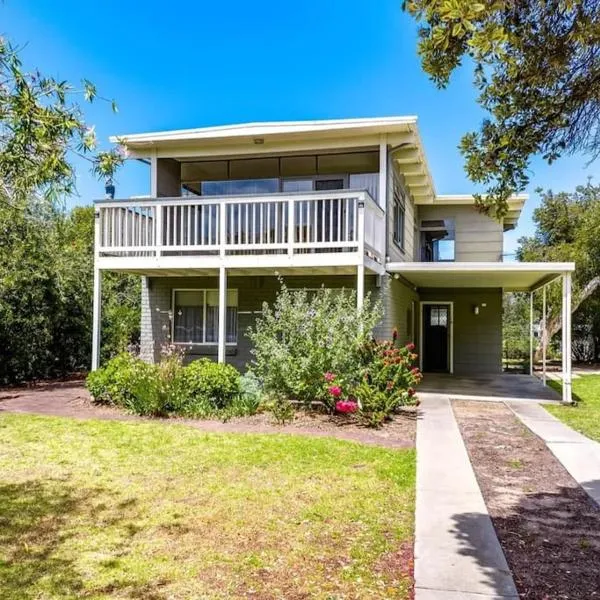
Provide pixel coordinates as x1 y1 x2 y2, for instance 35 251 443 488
529 291 534 377
562 272 573 404
218 266 227 364
378 135 388 210
356 198 366 311
542 285 547 385
91 267 102 371
150 148 158 197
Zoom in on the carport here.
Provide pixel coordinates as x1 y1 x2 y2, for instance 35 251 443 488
386 261 576 403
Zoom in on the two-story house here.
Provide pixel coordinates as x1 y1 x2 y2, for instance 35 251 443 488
92 117 575 402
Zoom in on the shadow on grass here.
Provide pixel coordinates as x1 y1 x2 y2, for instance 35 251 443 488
451 482 600 599
0 479 168 600
547 379 584 404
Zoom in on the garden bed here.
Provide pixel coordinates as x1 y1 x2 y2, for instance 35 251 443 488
453 400 600 599
0 382 417 449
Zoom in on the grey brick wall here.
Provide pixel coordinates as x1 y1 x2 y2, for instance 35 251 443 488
139 275 500 375
139 273 420 371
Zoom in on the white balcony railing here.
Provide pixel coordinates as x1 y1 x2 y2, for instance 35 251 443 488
95 190 385 265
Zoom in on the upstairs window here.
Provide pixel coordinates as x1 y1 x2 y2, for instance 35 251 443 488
420 219 455 262
173 289 238 345
393 184 406 251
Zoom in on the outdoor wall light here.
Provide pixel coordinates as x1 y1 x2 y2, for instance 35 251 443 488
473 305 480 315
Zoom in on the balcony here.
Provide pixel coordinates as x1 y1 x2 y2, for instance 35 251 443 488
94 190 385 274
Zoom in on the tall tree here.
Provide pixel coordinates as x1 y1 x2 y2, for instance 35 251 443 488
404 0 600 217
0 26 135 382
0 36 124 207
517 181 600 344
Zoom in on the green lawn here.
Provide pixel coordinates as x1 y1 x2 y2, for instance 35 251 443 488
0 413 415 599
546 375 600 442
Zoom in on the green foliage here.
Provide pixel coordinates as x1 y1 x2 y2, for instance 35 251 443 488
247 283 383 405
86 352 152 408
86 354 251 420
404 0 600 215
0 24 134 383
502 292 532 364
517 182 600 349
355 336 421 427
0 203 139 384
0 35 123 204
266 393 296 426
179 359 241 413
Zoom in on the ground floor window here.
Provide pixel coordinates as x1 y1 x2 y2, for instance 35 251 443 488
173 289 238 345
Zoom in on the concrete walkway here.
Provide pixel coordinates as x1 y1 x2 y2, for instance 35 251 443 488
415 395 518 599
507 401 600 507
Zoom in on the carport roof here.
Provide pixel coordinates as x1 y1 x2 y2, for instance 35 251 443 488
386 262 575 292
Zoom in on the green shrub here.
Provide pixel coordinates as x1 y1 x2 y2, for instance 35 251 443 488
86 353 252 420
247 283 382 406
86 352 145 406
86 351 181 417
266 393 295 425
179 359 241 414
355 333 421 427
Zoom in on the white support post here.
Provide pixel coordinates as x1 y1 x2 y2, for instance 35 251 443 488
150 149 158 197
218 266 227 364
219 202 227 257
155 203 163 257
562 272 573 404
542 285 547 386
529 291 534 376
91 206 102 371
357 200 365 311
378 135 388 209
287 197 295 257
91 267 102 371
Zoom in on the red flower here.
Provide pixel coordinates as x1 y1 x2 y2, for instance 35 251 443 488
336 400 358 414
328 385 342 398
324 372 336 383
411 367 420 375
407 387 416 397
392 328 398 341
386 381 394 391
406 342 415 351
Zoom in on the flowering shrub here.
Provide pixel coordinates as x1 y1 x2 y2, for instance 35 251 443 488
247 282 382 405
354 333 422 427
335 399 358 414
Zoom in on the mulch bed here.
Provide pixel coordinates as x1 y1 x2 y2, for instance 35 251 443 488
453 400 600 600
0 380 416 449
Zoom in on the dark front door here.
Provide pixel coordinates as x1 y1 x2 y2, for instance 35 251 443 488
423 304 450 372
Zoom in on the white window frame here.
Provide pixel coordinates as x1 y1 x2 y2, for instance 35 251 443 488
171 288 238 346
419 301 454 374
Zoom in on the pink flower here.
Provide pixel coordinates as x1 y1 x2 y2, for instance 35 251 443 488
336 400 358 414
324 372 336 383
406 342 415 351
328 385 343 398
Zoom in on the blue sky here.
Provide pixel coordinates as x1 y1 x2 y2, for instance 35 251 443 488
3 0 598 257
